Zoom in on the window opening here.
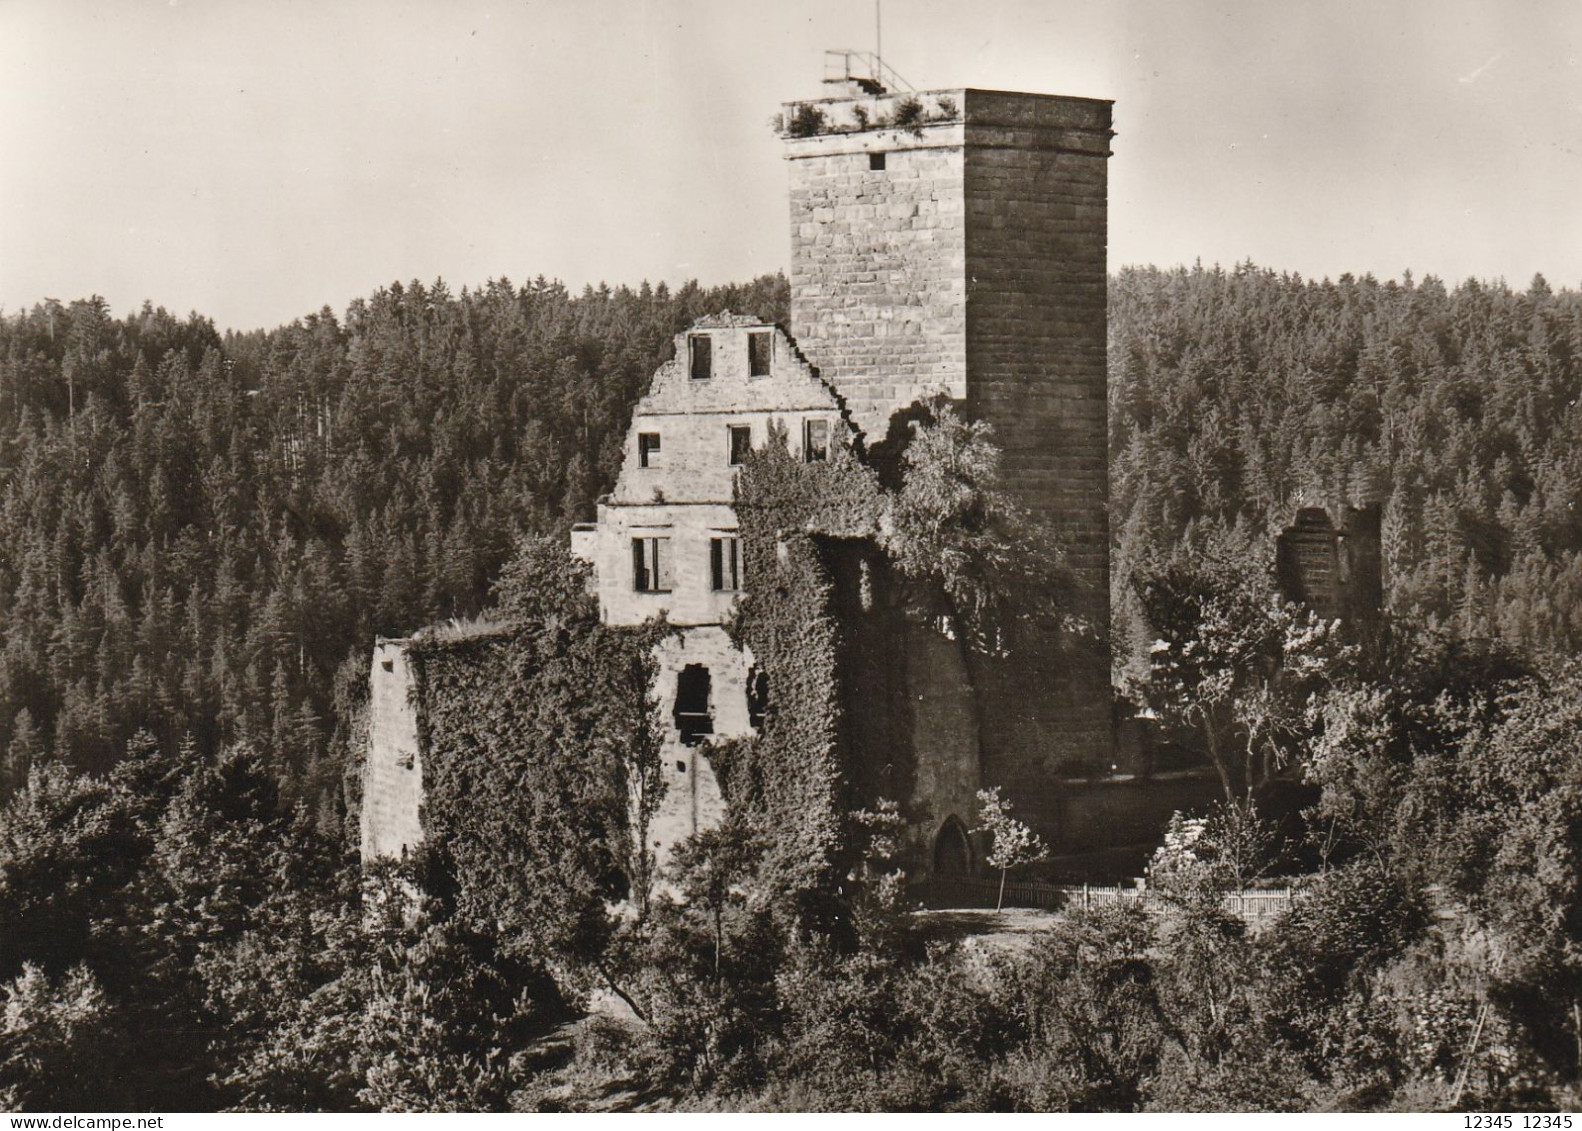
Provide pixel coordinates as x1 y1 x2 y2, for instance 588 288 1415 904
631 536 673 592
689 334 712 380
747 667 769 730
804 418 830 462
674 664 713 745
638 431 661 468
728 424 752 466
710 536 742 592
869 152 886 171
748 330 773 376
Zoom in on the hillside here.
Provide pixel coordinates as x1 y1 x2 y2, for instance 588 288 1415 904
2 265 1581 809
1110 263 1582 672
5 266 1582 1110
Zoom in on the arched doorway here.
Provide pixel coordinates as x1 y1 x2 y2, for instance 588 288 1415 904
933 815 971 876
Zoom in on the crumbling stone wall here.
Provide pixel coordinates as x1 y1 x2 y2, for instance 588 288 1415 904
646 628 742 876
583 317 849 629
359 638 422 862
1276 504 1385 628
363 85 1138 886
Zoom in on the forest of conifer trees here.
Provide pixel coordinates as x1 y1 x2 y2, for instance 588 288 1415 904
1109 263 1582 672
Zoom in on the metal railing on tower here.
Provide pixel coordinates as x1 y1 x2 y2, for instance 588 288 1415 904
822 49 915 95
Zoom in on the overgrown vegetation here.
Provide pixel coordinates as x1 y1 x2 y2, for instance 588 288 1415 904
720 419 882 904
717 402 1079 913
0 539 655 1111
775 92 960 139
0 737 569 1111
883 401 1081 649
12 660 1582 1112
533 655 1582 1112
1130 521 1354 802
5 264 1582 1110
1111 263 1582 670
409 539 666 985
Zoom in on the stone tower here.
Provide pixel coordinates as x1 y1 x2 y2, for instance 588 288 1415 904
782 86 1116 851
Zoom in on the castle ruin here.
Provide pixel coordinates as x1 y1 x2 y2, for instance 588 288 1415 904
360 78 1216 884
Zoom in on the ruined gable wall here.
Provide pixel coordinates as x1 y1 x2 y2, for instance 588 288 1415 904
613 320 846 506
595 321 848 629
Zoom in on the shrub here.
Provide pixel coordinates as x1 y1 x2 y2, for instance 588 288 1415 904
0 964 127 1111
1262 861 1427 1076
785 103 829 138
889 97 925 136
987 905 1166 1110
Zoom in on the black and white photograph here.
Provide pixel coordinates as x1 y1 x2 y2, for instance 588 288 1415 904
1 0 1580 1116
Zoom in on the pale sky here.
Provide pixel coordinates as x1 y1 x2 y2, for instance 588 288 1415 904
2 0 1579 331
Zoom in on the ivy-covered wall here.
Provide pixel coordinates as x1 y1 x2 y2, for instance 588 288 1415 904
718 425 883 896
722 402 1130 886
406 615 664 970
